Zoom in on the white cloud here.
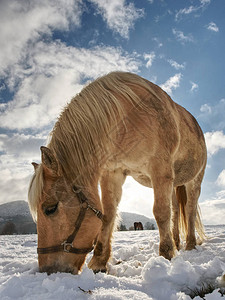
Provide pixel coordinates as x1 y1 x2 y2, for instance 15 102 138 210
0 83 6 92
0 41 141 130
144 52 156 68
0 170 31 205
0 133 46 158
172 29 194 44
152 37 163 48
119 177 154 218
200 0 211 5
200 104 212 114
200 191 225 225
150 76 157 84
175 1 211 21
168 59 185 70
88 0 144 39
190 81 198 92
175 6 198 21
207 22 219 32
0 132 47 205
199 99 225 131
216 170 225 187
160 73 182 96
0 0 83 75
204 131 225 156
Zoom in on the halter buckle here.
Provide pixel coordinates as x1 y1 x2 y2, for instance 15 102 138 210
87 204 102 219
61 241 73 253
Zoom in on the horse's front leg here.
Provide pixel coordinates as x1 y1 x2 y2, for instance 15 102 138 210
151 162 175 260
88 169 126 273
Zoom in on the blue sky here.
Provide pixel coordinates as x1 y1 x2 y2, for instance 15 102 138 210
0 0 225 224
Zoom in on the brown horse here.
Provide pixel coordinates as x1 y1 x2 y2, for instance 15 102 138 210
28 72 206 275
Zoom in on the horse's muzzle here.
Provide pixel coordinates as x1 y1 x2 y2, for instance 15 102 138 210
39 264 78 275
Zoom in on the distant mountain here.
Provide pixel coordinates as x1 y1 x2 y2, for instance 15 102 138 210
119 211 157 230
0 200 36 235
0 200 30 218
0 201 156 235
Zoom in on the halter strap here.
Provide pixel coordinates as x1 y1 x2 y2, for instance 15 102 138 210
37 185 103 255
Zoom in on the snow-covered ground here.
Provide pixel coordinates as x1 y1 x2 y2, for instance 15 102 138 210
1 226 225 300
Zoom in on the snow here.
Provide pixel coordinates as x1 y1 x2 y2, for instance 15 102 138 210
1 226 225 300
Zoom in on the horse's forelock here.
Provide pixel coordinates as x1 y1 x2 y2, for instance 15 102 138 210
28 164 44 222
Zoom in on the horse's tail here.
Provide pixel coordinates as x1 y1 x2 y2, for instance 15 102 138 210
176 185 205 243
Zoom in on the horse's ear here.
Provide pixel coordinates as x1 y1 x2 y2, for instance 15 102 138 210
32 162 39 171
40 146 58 174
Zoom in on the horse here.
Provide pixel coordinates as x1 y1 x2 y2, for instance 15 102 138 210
134 222 143 230
28 71 207 275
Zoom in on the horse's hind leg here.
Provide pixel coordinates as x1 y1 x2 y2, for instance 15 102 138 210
150 162 175 260
185 175 203 250
172 189 180 250
88 169 126 273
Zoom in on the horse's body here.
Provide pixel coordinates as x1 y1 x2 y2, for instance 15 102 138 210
28 72 207 274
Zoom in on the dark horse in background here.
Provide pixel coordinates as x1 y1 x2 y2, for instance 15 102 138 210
134 222 144 230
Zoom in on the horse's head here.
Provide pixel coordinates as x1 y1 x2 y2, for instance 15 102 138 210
29 147 103 275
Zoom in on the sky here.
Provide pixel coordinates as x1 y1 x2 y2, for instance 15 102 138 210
0 0 225 225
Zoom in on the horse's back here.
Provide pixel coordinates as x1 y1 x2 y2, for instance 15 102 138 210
106 73 207 187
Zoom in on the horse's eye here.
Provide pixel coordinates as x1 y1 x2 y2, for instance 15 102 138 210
44 203 58 216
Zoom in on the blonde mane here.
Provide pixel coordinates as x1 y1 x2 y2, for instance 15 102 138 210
28 164 44 221
28 71 158 220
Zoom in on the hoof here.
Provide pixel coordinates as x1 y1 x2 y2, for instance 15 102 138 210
185 244 196 251
88 257 108 274
93 268 107 274
186 238 197 251
159 243 175 260
174 239 181 251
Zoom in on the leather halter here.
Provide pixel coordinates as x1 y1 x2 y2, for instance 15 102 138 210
37 185 104 255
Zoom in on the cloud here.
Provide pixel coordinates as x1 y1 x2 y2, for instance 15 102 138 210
190 81 198 92
168 59 185 70
216 170 225 187
172 29 194 44
207 22 219 32
88 0 144 39
175 0 211 21
119 177 154 218
175 6 198 21
0 41 141 130
0 133 46 158
144 52 156 68
0 0 83 75
200 104 211 114
204 131 225 156
152 37 163 48
200 191 225 225
160 73 182 95
199 99 225 131
200 0 211 5
0 132 47 204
